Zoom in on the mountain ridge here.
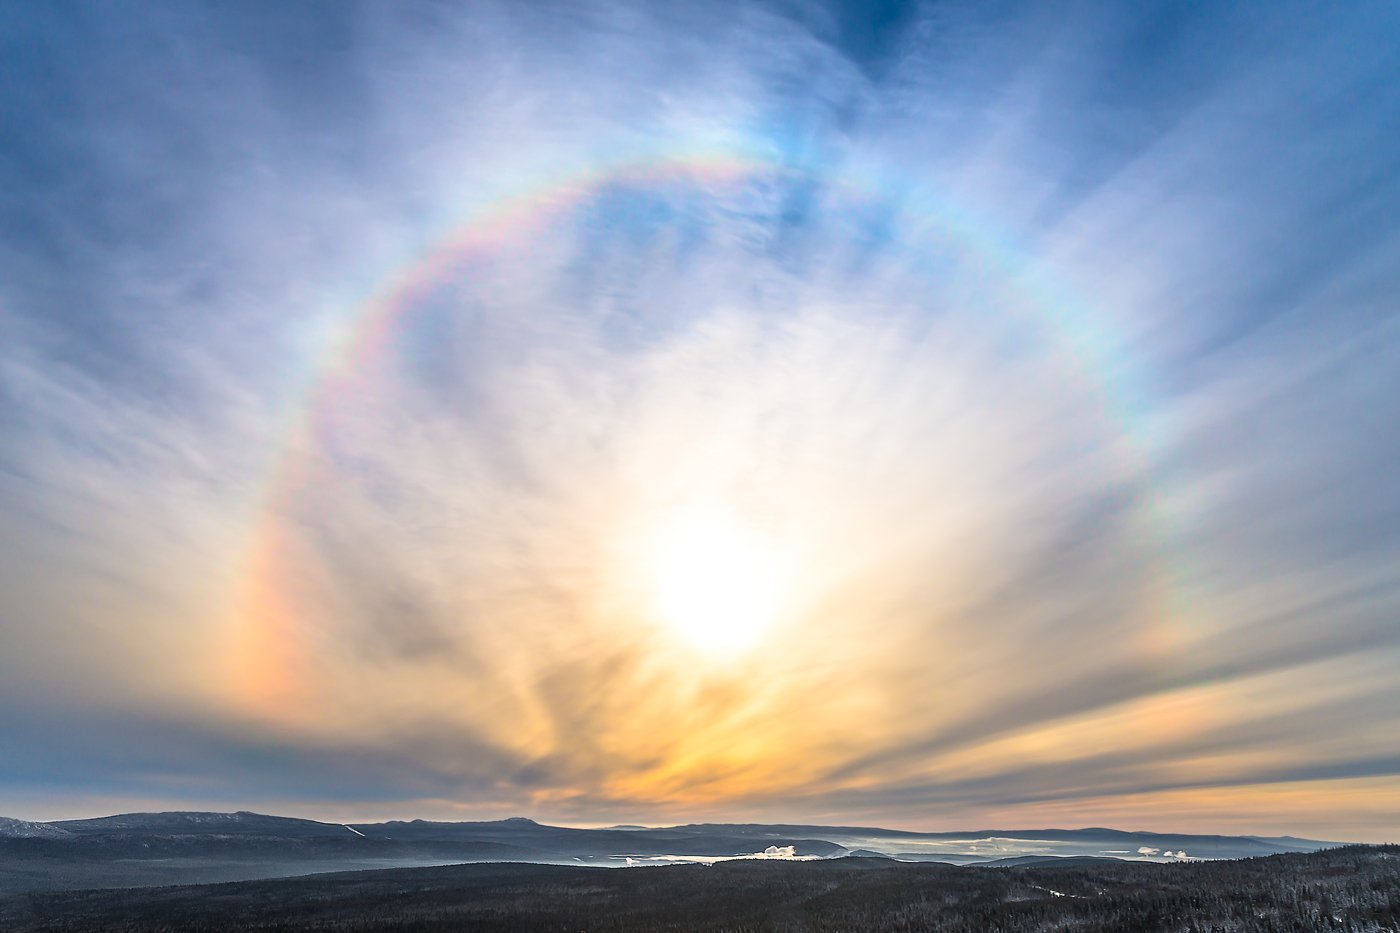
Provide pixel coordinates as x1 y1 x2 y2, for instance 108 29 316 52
0 808 1349 896
3 845 1395 932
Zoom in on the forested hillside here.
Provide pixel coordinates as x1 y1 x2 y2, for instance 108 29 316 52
1 844 1395 931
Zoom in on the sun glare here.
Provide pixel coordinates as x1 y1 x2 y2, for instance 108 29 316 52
648 512 783 652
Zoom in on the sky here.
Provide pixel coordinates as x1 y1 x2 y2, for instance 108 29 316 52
1 0 1399 843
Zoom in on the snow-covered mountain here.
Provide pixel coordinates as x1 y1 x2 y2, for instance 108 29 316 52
0 816 69 838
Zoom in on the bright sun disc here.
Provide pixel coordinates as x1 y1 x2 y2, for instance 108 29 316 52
648 513 782 652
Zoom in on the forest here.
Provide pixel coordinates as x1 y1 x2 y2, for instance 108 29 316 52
0 844 1396 931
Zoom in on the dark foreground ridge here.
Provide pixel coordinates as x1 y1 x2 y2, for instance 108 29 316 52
1 845 1396 932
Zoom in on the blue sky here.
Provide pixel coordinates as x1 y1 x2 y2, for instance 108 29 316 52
1 0 1399 840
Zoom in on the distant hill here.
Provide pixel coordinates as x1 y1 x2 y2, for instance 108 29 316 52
0 817 69 839
0 809 1347 896
975 854 1130 868
54 810 353 837
1 844 1394 932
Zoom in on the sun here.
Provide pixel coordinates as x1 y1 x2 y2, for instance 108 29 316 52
647 511 784 653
